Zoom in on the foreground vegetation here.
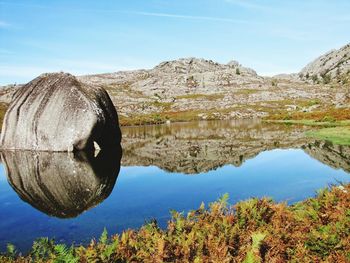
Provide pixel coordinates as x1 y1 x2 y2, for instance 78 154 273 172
1 184 350 262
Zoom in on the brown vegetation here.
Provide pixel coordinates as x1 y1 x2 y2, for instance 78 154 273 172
2 184 350 262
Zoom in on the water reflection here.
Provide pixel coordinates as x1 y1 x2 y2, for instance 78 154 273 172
1 148 122 218
121 120 350 174
121 120 314 173
303 141 350 173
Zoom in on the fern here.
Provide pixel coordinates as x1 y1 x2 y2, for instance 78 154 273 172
243 232 266 263
219 193 230 208
54 244 78 263
101 242 118 261
6 243 16 259
31 237 55 260
99 227 108 245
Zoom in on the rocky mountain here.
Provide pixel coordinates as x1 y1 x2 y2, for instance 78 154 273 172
76 56 344 124
300 43 350 82
78 57 264 102
1 44 350 125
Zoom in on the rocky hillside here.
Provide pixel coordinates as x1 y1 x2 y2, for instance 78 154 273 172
1 44 350 126
77 57 269 120
76 57 345 125
299 43 350 83
86 55 350 124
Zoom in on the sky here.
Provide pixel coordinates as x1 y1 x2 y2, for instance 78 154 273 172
0 0 350 85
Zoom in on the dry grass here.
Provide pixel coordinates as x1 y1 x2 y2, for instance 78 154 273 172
0 103 8 129
233 89 260 95
268 107 350 122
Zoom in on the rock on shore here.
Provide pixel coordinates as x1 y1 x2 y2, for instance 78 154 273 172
0 72 121 151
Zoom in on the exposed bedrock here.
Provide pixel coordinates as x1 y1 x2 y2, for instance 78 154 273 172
0 72 121 152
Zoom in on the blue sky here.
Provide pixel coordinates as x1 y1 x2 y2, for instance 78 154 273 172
0 0 349 85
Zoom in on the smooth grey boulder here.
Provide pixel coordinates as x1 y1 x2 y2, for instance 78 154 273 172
1 148 122 218
0 72 121 151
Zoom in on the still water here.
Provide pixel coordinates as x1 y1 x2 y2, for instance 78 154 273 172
0 120 349 251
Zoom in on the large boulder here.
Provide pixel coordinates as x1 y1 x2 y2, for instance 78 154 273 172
1 148 122 218
0 72 121 151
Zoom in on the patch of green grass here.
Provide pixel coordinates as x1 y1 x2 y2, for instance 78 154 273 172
264 119 350 127
265 118 350 145
306 126 350 145
176 93 225 100
149 101 173 110
307 99 321 107
267 107 350 122
234 89 260 95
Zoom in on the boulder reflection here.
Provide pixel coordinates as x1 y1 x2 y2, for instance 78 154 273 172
1 148 122 218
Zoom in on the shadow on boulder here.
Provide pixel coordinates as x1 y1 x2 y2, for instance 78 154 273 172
1 147 122 218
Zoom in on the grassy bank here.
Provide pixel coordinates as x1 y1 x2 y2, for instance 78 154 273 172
265 119 350 127
267 107 350 123
306 127 350 146
1 184 350 262
266 107 350 146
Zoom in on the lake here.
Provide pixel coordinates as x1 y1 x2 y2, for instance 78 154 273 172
0 119 349 251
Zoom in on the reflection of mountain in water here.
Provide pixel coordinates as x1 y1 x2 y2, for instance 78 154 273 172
303 141 350 173
1 148 122 218
121 120 314 174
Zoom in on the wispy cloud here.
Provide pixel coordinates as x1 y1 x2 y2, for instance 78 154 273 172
224 0 275 11
122 11 248 24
